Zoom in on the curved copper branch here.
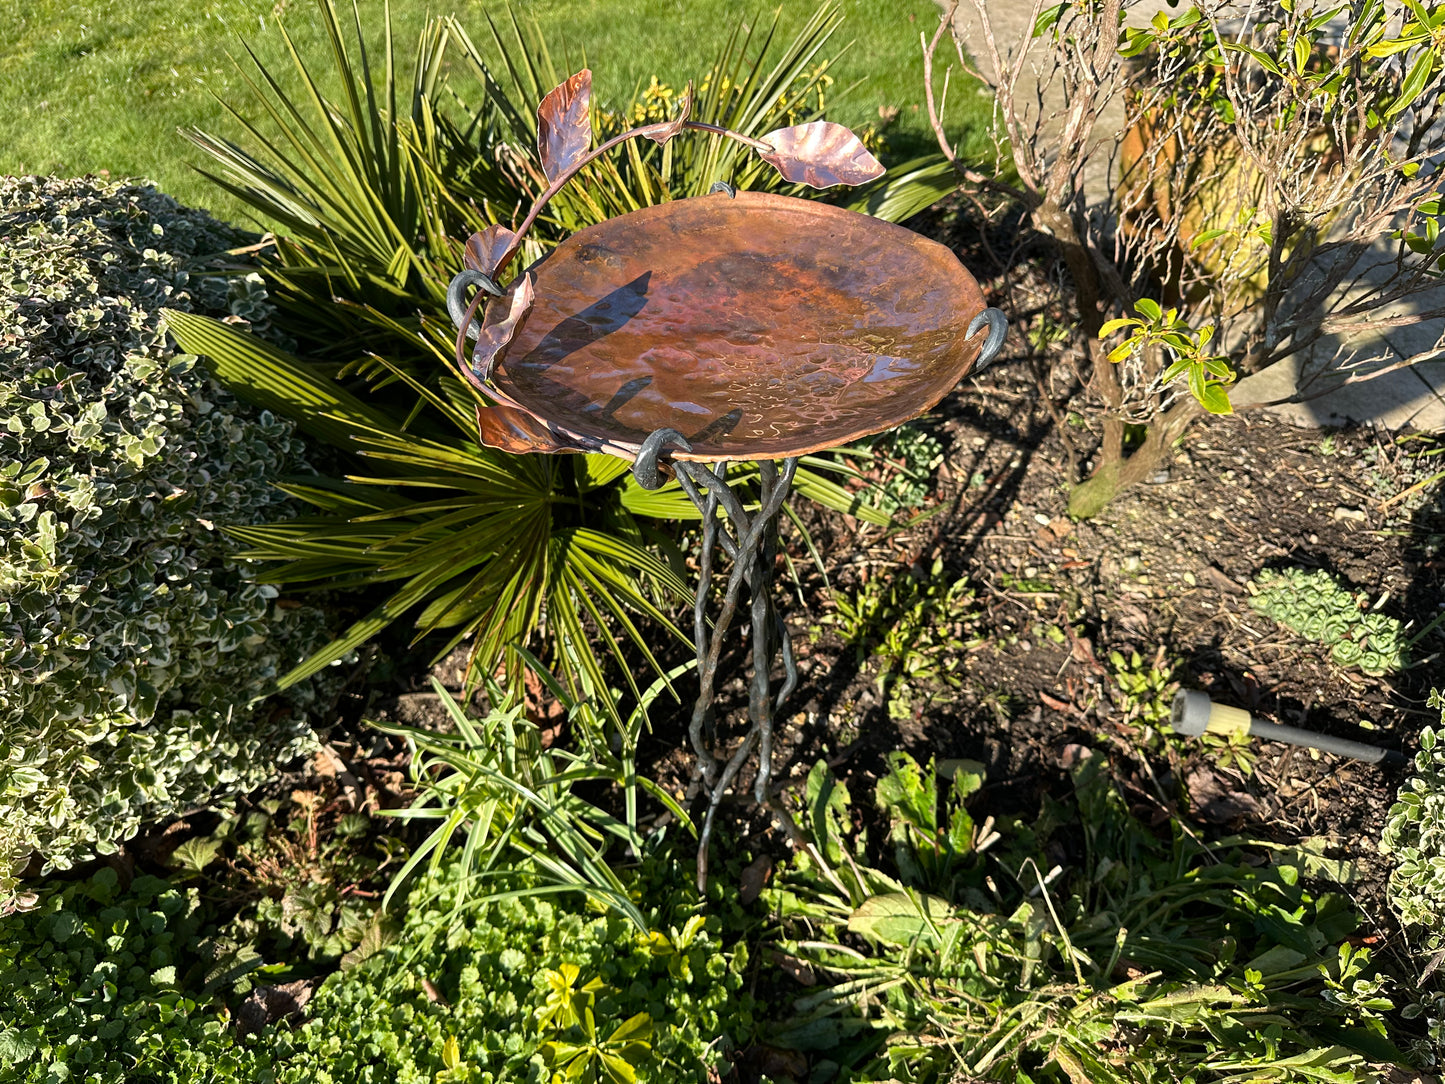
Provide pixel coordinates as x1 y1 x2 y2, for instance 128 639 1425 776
454 285 489 389
494 120 774 281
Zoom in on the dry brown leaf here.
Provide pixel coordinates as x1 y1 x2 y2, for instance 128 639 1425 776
1201 565 1246 595
1068 629 1106 672
1040 691 1078 715
1186 768 1262 825
1059 743 1093 771
750 1046 809 1081
236 979 316 1035
770 952 817 986
1116 603 1151 633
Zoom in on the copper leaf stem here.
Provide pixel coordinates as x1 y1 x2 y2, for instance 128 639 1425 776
491 120 775 282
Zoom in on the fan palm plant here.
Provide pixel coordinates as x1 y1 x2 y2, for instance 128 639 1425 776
184 0 954 360
164 309 880 721
185 3 460 353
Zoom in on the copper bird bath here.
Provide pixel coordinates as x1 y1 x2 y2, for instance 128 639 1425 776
447 70 1005 888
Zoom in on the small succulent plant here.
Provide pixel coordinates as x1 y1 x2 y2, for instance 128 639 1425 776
859 423 946 516
1249 567 1408 676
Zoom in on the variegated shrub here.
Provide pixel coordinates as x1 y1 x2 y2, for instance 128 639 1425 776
1382 690 1445 1064
0 176 330 898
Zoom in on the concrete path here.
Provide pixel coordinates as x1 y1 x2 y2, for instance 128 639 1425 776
936 0 1445 432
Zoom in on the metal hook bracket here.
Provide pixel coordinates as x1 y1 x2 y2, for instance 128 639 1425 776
632 427 693 490
447 268 504 341
968 307 1008 372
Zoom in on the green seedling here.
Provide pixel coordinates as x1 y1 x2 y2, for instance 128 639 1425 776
1109 647 1177 728
999 571 1054 593
831 557 981 711
1028 310 1073 349
876 751 990 896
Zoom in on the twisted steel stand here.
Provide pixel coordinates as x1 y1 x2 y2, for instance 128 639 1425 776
631 428 799 889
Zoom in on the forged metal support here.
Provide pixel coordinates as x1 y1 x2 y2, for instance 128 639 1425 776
969 307 1008 371
446 268 503 341
632 431 798 890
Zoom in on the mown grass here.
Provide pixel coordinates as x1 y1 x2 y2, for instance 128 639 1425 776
0 0 982 227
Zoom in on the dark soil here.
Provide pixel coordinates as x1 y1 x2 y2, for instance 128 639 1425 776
651 375 1440 800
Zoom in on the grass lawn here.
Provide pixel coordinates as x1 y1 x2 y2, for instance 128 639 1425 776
0 0 984 228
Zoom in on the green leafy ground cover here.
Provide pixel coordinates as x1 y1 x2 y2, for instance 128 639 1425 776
0 847 747 1083
2 740 1424 1082
0 0 981 226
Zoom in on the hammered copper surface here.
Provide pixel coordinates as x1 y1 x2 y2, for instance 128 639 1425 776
487 190 989 461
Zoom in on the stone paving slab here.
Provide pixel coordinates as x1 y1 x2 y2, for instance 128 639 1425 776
936 0 1445 433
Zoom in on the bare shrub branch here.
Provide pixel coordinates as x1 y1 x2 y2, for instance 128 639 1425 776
925 0 1445 513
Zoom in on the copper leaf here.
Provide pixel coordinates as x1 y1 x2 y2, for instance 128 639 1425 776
643 82 693 146
758 121 885 188
470 272 535 384
538 69 593 185
474 403 575 455
463 224 517 279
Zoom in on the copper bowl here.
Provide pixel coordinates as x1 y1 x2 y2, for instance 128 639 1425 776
472 190 996 461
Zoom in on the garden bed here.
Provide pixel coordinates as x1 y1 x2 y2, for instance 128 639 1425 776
632 354 1438 929
251 197 1445 1080
6 0 1445 1076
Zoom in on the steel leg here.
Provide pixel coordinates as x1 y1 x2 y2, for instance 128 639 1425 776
631 432 798 889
